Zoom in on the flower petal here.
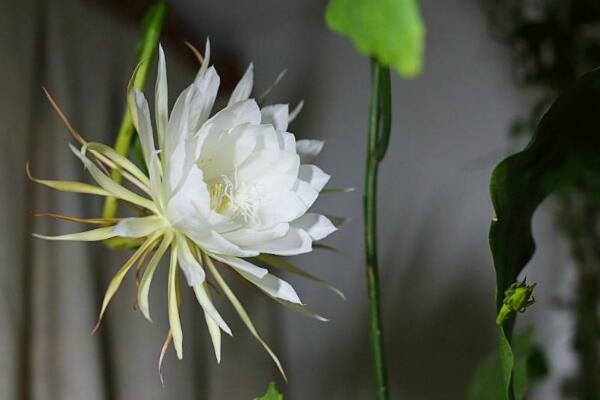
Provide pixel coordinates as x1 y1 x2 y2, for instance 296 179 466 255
257 254 345 300
228 63 253 106
298 164 330 192
85 143 150 188
204 310 222 363
260 104 289 132
155 45 168 149
243 227 312 256
138 232 172 322
193 282 232 335
211 254 268 278
94 234 159 332
197 38 211 79
292 179 319 209
33 226 118 242
288 100 304 123
168 245 184 359
296 139 324 163
234 266 302 304
69 144 157 212
291 213 337 241
177 218 258 257
164 85 196 164
204 255 286 380
175 233 206 286
189 66 220 132
132 90 155 168
221 223 289 247
26 164 112 197
112 216 165 238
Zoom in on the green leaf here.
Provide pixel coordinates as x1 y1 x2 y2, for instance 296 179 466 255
467 329 548 400
489 68 600 396
325 0 425 78
254 382 283 400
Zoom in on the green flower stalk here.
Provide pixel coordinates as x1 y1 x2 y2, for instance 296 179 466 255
364 60 392 400
102 0 166 222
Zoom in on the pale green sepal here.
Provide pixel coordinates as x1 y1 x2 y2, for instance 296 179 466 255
168 243 184 359
69 144 158 213
33 226 117 242
204 255 287 381
27 164 112 197
138 232 172 322
86 142 150 187
94 233 160 333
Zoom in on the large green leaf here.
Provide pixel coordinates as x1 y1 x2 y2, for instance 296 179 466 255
254 382 283 400
489 68 600 396
325 0 425 78
467 329 548 400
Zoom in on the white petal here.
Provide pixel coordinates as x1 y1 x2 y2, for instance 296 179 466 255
112 216 165 238
148 151 163 208
193 283 232 336
132 91 155 168
204 313 222 363
189 66 220 132
176 234 206 286
207 99 261 131
221 223 289 247
244 227 312 256
291 214 337 241
166 165 211 221
236 149 299 190
155 45 168 149
293 179 319 208
280 132 296 153
234 266 302 304
261 104 289 132
164 85 196 162
296 139 324 163
177 219 258 257
228 63 253 106
210 254 268 278
299 164 330 192
197 123 258 181
197 38 211 78
256 190 308 227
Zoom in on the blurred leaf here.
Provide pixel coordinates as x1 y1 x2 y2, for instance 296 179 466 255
254 382 283 400
325 0 425 77
489 67 600 397
467 329 548 400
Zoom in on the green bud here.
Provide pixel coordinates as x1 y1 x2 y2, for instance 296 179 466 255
496 280 536 326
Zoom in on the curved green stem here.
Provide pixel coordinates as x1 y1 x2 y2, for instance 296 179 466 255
364 59 392 400
102 0 166 221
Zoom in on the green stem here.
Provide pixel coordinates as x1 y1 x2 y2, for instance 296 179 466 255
102 0 166 220
364 59 391 400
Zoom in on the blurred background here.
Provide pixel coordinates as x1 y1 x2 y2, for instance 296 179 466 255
1 0 595 399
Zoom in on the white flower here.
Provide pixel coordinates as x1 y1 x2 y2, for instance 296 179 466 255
30 40 343 378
